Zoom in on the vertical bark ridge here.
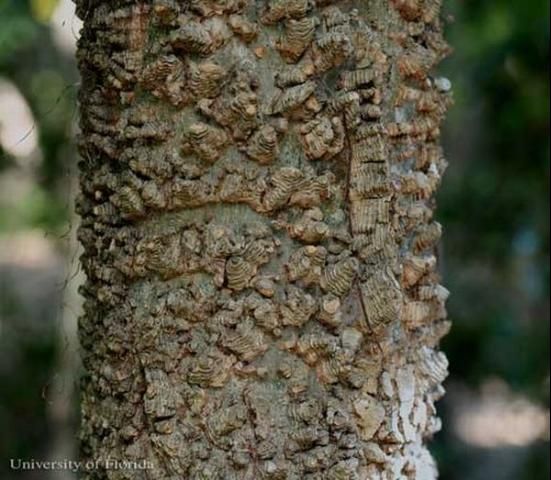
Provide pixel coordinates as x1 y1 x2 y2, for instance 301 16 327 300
76 1 452 479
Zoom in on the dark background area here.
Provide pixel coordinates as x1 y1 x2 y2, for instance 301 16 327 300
0 0 549 479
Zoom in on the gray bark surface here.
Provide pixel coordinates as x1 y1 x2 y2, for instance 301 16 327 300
75 0 452 478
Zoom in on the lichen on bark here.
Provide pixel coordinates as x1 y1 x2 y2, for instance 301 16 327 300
75 0 452 479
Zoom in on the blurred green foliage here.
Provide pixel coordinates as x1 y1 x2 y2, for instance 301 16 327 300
0 0 549 479
436 0 549 478
0 0 78 233
440 0 549 397
0 1 78 476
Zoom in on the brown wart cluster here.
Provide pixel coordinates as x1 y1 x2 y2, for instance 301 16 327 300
76 0 451 478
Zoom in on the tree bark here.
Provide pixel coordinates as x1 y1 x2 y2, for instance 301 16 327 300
75 0 452 479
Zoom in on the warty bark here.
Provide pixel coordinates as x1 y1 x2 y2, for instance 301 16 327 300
75 0 452 478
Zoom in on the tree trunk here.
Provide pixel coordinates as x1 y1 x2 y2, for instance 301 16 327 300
75 0 452 479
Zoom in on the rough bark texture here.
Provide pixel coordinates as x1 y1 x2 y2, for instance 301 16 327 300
75 0 452 479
